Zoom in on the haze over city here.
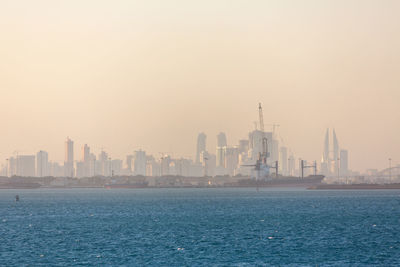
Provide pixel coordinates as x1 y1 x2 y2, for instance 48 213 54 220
2 2 400 266
1 0 399 172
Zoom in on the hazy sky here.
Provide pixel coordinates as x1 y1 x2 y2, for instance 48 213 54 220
0 0 399 172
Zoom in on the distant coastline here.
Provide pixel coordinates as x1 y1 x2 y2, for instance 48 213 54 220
0 175 322 189
309 184 400 190
2 175 400 190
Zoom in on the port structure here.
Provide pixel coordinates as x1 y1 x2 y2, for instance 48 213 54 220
259 103 268 165
269 161 279 177
203 154 209 177
242 103 277 180
378 165 399 181
300 160 317 179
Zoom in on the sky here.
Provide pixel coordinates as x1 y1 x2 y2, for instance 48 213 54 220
0 0 399 172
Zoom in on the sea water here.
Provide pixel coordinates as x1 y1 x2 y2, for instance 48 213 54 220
0 188 399 266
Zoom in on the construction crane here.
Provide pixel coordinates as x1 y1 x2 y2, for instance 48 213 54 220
241 103 269 180
262 137 268 164
258 103 268 163
258 103 264 132
242 103 280 180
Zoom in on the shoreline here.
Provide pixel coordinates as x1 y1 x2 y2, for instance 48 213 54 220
1 184 400 190
309 184 400 190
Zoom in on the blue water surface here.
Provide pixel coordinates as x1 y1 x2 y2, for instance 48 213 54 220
0 188 399 266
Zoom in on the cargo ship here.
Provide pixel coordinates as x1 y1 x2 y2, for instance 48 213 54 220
231 175 325 187
236 103 325 187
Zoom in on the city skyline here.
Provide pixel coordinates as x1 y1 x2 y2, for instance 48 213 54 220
1 120 390 179
0 120 395 175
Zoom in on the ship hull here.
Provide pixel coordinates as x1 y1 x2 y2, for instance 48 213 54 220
236 175 325 187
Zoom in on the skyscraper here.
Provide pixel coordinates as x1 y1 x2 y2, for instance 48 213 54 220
340 150 349 176
288 154 295 176
64 137 74 177
320 128 345 177
216 146 225 167
238 139 249 154
321 128 330 176
98 150 110 176
280 146 288 176
82 144 90 162
36 150 49 177
216 132 227 169
16 155 36 177
271 139 279 163
217 132 227 147
160 155 171 176
145 155 159 177
126 155 134 173
48 161 64 177
133 150 147 176
81 144 91 177
332 129 339 172
224 146 239 176
111 159 122 176
248 130 273 163
323 128 330 163
8 157 17 177
196 133 207 164
75 161 85 178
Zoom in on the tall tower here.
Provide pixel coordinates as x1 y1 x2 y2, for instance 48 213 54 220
216 132 227 168
82 144 90 162
36 150 49 177
133 150 147 176
16 155 36 177
65 137 74 163
332 129 339 174
320 128 330 176
99 150 109 176
323 128 330 164
320 128 346 177
196 133 207 164
279 146 288 176
64 137 74 177
81 144 90 177
340 149 348 176
217 132 227 147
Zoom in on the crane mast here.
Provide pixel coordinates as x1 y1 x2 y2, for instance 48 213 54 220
258 103 264 132
258 103 268 162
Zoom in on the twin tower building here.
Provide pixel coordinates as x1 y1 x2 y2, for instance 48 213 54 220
321 128 349 177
